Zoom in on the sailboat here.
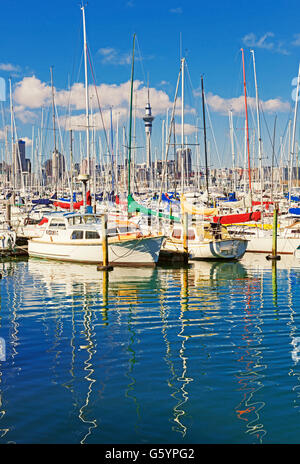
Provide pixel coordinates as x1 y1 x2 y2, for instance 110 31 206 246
27 211 164 266
161 71 248 260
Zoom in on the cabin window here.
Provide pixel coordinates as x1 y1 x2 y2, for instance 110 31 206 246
117 226 129 234
107 228 117 237
74 216 83 225
188 229 196 240
85 230 100 239
71 230 84 240
49 221 66 229
83 215 95 224
172 229 182 239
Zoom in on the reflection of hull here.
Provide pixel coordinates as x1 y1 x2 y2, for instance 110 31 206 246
164 238 247 260
28 258 156 296
28 236 164 266
240 253 299 270
246 235 300 255
191 260 247 281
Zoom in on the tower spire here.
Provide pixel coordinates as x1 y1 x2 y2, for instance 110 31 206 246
143 82 154 170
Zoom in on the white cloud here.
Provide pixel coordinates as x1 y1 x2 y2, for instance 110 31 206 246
14 105 38 123
243 32 275 50
292 34 300 46
98 47 131 65
13 76 52 109
20 136 32 146
0 63 20 72
169 7 183 14
242 32 289 55
12 75 195 131
205 92 291 115
174 122 197 135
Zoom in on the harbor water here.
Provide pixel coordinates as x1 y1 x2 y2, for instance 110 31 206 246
0 254 300 444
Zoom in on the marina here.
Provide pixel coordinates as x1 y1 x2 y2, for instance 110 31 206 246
0 0 300 448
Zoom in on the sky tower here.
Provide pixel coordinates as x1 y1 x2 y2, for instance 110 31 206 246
143 88 154 169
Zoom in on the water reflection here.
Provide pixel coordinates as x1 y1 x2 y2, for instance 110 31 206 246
0 256 300 443
233 274 267 443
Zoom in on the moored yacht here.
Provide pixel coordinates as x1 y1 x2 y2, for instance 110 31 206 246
28 212 164 267
162 221 248 260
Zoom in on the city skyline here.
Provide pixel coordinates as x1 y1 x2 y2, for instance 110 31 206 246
0 0 299 172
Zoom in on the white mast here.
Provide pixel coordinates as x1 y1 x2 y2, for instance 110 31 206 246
251 49 264 209
9 78 15 191
228 109 236 192
181 57 185 194
81 4 90 177
289 63 300 205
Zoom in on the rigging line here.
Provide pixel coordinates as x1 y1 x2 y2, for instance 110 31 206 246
86 45 111 159
135 35 147 89
60 21 84 136
203 93 222 168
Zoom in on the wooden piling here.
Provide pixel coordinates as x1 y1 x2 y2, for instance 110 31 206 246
266 203 281 261
97 214 114 271
183 212 188 255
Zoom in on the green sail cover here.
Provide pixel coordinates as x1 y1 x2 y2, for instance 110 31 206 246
127 194 180 222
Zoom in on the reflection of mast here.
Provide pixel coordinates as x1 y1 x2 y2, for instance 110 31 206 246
174 268 193 437
158 269 185 435
125 305 141 431
78 295 97 444
234 277 266 443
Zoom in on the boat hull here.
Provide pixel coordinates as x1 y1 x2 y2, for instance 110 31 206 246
28 236 164 266
246 236 300 255
163 238 248 260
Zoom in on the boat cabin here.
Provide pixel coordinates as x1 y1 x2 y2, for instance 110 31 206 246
170 222 229 242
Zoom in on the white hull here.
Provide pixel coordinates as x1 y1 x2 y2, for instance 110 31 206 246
163 238 248 260
246 236 300 255
28 235 164 266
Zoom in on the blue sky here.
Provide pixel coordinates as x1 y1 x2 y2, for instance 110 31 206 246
0 0 299 170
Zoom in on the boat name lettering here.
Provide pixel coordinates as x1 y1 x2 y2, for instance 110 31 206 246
46 230 58 235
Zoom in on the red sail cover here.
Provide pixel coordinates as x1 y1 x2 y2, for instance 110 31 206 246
252 201 273 210
54 191 91 210
213 211 261 224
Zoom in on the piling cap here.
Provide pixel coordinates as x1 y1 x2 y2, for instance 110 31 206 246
78 174 90 182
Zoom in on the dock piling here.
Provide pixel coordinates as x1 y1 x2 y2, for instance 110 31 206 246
97 214 114 271
266 203 281 261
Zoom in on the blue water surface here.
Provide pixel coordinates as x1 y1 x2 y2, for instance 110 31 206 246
0 254 300 444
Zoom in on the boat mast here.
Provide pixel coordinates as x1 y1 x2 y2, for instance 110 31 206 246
9 78 15 192
241 48 252 202
289 63 300 206
127 33 136 206
228 109 236 192
81 4 90 178
251 50 263 209
180 57 186 195
201 75 209 203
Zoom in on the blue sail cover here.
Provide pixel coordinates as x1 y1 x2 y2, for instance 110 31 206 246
161 193 172 203
289 208 300 215
285 194 300 202
31 193 57 205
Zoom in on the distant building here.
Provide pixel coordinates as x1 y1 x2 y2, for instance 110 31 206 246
52 149 65 184
176 148 192 177
12 139 31 188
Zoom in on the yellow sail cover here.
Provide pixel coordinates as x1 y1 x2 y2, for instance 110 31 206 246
181 196 218 216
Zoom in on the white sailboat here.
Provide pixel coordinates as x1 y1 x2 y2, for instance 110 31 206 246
162 221 248 260
28 212 164 266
